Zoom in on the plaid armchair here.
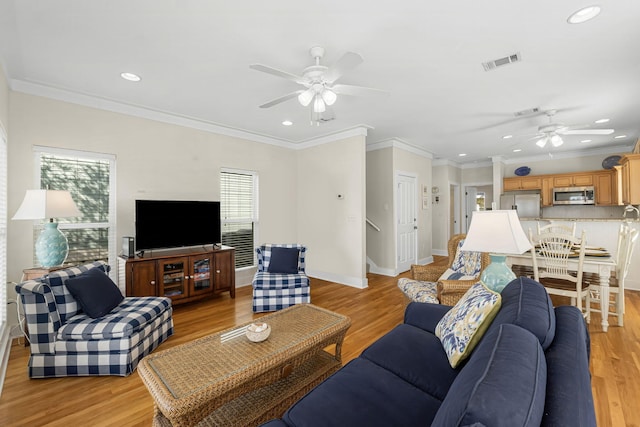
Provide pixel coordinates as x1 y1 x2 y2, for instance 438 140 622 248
15 261 173 378
398 234 490 305
252 244 310 312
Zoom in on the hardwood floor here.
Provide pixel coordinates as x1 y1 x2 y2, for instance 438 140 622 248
1 268 638 426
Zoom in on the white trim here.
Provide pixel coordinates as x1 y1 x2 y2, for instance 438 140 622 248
293 126 370 149
367 138 434 159
0 325 9 396
366 257 396 277
307 269 368 289
33 145 116 161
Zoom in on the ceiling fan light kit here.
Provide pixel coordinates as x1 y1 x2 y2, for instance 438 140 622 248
250 45 386 125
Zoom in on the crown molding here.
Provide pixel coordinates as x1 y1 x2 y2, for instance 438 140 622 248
367 138 434 159
9 79 373 150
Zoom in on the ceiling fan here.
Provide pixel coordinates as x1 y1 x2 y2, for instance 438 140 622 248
250 46 387 122
531 110 614 148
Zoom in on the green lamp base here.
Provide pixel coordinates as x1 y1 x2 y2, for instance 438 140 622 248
480 254 516 293
35 222 69 268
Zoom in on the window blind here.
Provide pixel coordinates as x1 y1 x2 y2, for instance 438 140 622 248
35 148 116 267
220 170 257 268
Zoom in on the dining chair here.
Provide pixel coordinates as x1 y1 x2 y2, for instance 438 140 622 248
537 221 577 236
588 223 638 326
530 229 590 321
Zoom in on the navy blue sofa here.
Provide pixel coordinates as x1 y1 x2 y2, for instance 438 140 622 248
262 277 596 427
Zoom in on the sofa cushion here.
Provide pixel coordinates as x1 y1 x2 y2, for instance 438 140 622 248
450 239 483 276
488 277 556 350
397 278 439 303
361 324 458 401
432 324 547 427
45 261 110 323
542 306 596 427
58 296 172 340
267 247 300 274
435 282 501 368
437 268 478 282
65 268 124 318
283 358 443 427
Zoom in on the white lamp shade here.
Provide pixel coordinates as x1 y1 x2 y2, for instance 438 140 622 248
550 134 563 147
321 89 337 106
313 96 326 113
460 210 532 254
297 88 315 107
536 137 548 148
12 190 81 220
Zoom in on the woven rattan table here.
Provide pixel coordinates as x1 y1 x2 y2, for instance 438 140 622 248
138 304 351 427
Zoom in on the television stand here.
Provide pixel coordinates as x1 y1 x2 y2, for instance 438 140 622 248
117 246 235 305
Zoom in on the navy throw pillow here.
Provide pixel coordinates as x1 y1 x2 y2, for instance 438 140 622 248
268 247 300 274
65 268 124 318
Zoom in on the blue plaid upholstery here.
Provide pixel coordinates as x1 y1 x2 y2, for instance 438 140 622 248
252 244 310 312
16 261 174 378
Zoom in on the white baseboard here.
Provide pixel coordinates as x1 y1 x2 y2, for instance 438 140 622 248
432 249 447 256
367 256 435 277
307 269 368 289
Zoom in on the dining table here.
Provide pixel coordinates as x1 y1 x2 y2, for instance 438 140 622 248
506 250 617 332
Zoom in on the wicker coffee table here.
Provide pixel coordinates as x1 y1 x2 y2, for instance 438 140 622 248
138 304 351 427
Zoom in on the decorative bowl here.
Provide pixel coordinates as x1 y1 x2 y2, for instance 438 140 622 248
602 155 621 169
246 322 271 342
514 166 531 176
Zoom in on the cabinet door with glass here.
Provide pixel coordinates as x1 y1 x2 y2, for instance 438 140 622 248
158 257 189 301
189 254 213 297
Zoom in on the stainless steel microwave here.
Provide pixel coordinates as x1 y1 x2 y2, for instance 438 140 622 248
552 186 595 205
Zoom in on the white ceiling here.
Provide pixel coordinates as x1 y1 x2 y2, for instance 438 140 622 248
1 0 639 166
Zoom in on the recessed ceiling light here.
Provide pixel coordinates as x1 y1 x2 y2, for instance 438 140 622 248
594 118 610 124
567 6 601 24
580 139 592 143
614 135 627 139
282 120 293 126
502 135 513 139
458 153 467 157
120 72 141 82
513 149 522 152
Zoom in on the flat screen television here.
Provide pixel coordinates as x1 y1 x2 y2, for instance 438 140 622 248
135 200 221 251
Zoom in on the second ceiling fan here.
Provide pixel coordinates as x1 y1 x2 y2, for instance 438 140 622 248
531 110 614 148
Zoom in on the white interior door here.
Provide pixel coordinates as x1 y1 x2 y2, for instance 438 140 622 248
464 187 478 232
396 173 417 273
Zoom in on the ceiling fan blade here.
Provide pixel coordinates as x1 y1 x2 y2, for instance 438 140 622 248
558 129 615 135
258 90 304 108
332 83 389 97
323 52 364 83
249 64 306 84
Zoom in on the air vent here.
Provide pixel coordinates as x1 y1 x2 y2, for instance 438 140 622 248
482 52 521 71
514 107 540 117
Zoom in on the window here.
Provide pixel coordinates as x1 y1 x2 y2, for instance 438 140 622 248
220 169 258 269
34 147 116 268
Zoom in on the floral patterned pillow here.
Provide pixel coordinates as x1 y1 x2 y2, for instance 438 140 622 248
451 240 483 277
435 281 501 368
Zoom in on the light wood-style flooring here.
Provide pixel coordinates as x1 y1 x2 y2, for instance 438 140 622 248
1 267 638 426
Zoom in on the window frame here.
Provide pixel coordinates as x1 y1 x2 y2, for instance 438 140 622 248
220 168 259 270
33 146 117 270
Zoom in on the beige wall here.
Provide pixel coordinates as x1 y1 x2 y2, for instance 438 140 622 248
366 147 394 272
297 135 367 287
0 66 7 133
6 92 302 288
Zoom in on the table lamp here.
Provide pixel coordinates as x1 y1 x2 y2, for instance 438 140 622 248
12 190 81 268
460 210 532 292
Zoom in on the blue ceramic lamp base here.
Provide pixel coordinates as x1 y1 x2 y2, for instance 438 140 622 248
481 254 516 293
35 222 69 268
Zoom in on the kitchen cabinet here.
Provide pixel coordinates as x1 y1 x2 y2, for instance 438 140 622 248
552 173 593 188
503 176 542 191
541 177 553 207
593 170 616 206
620 154 640 205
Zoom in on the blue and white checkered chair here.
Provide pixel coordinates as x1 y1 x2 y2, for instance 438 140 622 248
15 261 174 378
252 244 310 312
